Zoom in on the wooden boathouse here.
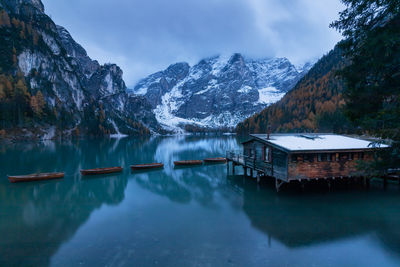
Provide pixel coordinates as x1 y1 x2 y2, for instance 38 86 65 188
226 133 389 191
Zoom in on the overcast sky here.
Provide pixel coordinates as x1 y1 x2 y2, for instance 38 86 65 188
42 0 344 87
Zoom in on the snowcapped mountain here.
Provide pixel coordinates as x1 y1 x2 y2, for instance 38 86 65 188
0 0 313 137
132 54 313 132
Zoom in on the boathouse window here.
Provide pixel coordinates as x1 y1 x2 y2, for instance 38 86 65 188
317 154 328 162
303 154 314 162
348 153 354 160
264 146 271 162
291 154 298 163
327 154 333 162
358 152 364 160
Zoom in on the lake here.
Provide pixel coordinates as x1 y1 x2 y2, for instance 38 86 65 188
0 136 400 266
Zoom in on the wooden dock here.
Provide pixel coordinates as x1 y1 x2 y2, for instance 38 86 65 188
227 150 400 192
226 151 286 190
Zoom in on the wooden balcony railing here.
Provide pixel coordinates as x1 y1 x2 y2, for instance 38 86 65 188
226 151 273 176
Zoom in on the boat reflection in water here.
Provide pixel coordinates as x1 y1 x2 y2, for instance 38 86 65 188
0 136 399 266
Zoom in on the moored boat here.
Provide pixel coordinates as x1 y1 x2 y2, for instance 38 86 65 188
131 163 164 171
80 167 123 176
8 172 64 183
174 160 203 166
203 157 227 163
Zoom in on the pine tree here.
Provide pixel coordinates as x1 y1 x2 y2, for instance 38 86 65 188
0 84 5 100
36 90 45 111
331 0 400 173
13 77 31 124
0 10 11 27
30 91 45 118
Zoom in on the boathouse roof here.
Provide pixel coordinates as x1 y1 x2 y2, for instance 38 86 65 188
248 134 389 152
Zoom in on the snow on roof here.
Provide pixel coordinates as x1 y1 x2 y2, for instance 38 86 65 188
251 134 389 152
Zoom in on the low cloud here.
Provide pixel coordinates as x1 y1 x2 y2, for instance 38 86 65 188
43 0 344 86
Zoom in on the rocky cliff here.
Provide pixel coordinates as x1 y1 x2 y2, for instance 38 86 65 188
133 54 312 132
0 0 160 139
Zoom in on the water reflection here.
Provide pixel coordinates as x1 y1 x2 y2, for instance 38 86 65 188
0 136 239 266
0 136 400 266
0 138 138 266
134 136 237 207
227 175 400 257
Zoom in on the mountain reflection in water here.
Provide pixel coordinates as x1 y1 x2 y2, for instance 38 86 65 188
0 136 399 266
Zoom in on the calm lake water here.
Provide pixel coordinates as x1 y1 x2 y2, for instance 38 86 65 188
0 136 400 266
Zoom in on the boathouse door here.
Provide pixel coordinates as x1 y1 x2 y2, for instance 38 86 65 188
251 143 256 160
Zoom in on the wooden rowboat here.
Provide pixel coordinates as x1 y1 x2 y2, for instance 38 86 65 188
8 172 64 183
174 160 203 166
131 163 164 171
203 157 227 163
80 167 123 176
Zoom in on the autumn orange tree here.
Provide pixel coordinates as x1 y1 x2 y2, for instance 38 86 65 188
236 47 351 135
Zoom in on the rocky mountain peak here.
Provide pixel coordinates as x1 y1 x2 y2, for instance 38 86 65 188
56 25 100 79
133 53 314 132
229 53 245 65
165 62 190 79
25 0 43 11
1 0 45 14
87 64 126 98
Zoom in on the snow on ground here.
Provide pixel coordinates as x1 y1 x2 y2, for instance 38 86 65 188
194 80 218 95
154 85 286 133
238 85 253 93
247 58 299 89
109 119 128 138
194 88 211 95
134 86 148 96
104 73 114 94
134 77 162 96
153 63 242 133
154 93 247 132
211 55 231 76
153 78 195 133
42 127 56 140
257 87 286 105
199 112 244 128
140 54 311 133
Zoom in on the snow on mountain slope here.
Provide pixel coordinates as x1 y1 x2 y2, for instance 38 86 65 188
133 53 313 132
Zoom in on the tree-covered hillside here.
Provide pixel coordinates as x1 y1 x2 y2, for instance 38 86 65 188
236 46 351 134
0 1 157 139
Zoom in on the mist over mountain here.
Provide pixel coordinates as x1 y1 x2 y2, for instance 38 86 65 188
0 0 317 138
